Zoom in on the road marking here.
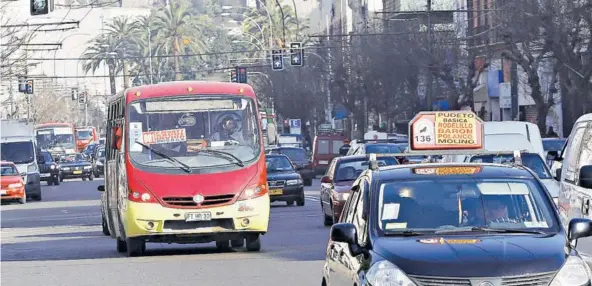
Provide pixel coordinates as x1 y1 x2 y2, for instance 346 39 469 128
305 196 319 202
0 200 100 211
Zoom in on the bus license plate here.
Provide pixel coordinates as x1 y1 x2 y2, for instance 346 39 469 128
73 170 82 174
185 212 212 222
270 189 283 195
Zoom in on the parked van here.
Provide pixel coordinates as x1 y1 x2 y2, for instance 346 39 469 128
312 131 348 176
556 113 592 227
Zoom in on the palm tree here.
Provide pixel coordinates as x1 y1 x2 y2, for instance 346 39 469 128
81 35 123 97
152 2 208 80
105 16 141 88
131 15 157 84
241 4 301 49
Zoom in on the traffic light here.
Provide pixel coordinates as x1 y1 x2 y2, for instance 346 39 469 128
271 49 283 71
79 92 87 104
236 66 248 83
18 76 27 92
289 42 303 66
30 0 54 15
71 87 79 101
25 80 34 94
230 70 237 82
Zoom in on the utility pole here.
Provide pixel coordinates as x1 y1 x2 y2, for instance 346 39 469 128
148 26 153 84
426 0 434 111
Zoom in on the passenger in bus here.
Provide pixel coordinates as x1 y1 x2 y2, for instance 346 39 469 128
210 116 245 145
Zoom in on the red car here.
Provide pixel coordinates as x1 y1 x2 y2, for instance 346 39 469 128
1 161 26 204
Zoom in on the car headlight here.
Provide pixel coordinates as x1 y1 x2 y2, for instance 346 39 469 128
84 166 92 169
28 164 38 172
366 260 417 286
50 164 55 169
337 192 350 201
8 183 23 189
550 256 592 286
62 167 70 171
286 179 302 185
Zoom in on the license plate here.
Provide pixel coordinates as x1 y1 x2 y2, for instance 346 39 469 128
270 188 283 195
319 160 329 164
185 212 212 222
0 190 6 195
40 173 50 177
73 170 82 174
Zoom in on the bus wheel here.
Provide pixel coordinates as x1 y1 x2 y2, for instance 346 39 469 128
231 239 244 248
216 240 232 251
116 239 127 253
126 238 145 257
246 235 261 252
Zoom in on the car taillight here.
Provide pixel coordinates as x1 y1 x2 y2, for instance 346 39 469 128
128 189 158 203
238 183 268 201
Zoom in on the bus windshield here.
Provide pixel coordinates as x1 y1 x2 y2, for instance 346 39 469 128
128 96 261 170
36 128 75 149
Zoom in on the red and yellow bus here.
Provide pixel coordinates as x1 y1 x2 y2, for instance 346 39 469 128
75 126 98 150
99 81 269 257
35 122 78 155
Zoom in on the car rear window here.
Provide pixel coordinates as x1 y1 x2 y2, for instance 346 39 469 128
317 140 329 154
332 140 344 154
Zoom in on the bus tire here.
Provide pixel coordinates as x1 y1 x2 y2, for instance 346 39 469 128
116 238 127 253
216 240 232 251
102 215 110 236
304 178 313 186
126 238 145 257
231 239 244 248
246 235 261 252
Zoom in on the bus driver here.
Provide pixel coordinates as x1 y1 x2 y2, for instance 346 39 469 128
210 116 245 145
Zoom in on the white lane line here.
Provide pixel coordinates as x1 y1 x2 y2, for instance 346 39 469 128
305 196 319 202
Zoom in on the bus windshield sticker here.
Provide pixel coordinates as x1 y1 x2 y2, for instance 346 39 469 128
129 122 143 152
54 127 72 135
142 128 187 145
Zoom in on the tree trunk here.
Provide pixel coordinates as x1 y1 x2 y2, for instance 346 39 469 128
108 64 116 96
526 70 547 132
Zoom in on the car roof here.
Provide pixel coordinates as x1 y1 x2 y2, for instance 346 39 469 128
0 161 15 165
266 154 289 158
374 163 536 181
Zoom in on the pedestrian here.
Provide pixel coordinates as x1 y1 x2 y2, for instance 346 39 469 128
478 106 488 121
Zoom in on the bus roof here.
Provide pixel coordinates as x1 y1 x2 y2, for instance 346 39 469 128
122 81 256 104
35 123 74 128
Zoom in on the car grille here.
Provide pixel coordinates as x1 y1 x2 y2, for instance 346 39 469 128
409 272 556 286
162 194 235 207
268 180 285 187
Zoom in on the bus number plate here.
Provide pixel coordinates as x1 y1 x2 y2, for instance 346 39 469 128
185 212 212 222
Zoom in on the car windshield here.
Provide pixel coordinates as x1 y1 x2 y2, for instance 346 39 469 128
76 130 92 140
377 178 557 234
128 96 261 170
36 128 75 149
366 144 403 154
279 148 308 161
97 149 105 158
1 142 35 164
1 164 19 176
60 154 85 162
335 157 398 182
470 153 552 179
266 156 293 172
543 139 566 152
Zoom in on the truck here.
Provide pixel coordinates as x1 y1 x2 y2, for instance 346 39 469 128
1 120 42 200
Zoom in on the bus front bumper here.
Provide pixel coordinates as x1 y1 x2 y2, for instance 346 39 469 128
123 194 270 242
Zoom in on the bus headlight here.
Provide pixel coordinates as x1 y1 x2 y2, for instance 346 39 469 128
366 260 417 286
238 184 267 201
550 256 592 286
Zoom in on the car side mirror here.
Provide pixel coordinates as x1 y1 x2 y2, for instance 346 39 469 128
20 172 26 177
97 185 105 192
547 151 559 162
321 176 332 184
578 165 592 189
555 168 562 181
568 218 592 247
330 223 364 256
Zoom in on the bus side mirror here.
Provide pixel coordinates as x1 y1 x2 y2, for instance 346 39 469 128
97 185 105 192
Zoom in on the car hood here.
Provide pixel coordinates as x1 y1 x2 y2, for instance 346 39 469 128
372 233 566 277
267 170 300 181
60 161 91 167
1 176 22 185
131 161 262 197
540 179 559 198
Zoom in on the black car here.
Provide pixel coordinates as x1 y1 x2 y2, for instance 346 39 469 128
266 147 314 186
266 154 305 206
92 146 105 178
58 153 94 181
37 150 60 185
323 162 592 286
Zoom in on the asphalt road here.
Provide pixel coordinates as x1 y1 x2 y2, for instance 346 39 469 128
1 178 329 286
2 178 592 286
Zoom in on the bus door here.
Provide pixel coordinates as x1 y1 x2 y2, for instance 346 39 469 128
106 98 126 240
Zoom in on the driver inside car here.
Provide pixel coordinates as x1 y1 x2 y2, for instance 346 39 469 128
210 116 245 145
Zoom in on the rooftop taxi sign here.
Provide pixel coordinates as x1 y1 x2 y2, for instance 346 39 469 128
409 111 484 151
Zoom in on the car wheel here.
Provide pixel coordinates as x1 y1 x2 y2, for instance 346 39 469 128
54 176 60 185
33 193 42 201
102 214 110 236
48 179 54 186
286 200 295 206
82 176 87 181
304 178 313 186
18 195 27 204
245 235 261 252
59 176 64 182
297 192 305 206
126 238 145 257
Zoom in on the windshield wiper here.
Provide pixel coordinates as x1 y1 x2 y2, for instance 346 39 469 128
383 230 427 237
197 149 244 167
134 141 192 173
436 227 545 234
